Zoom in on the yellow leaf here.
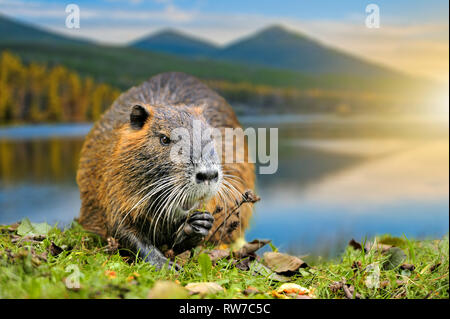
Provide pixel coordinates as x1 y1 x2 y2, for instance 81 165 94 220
104 270 116 279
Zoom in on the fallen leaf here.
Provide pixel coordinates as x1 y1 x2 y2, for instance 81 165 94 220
383 247 407 270
400 263 415 271
11 234 46 244
329 281 344 293
7 222 20 231
233 239 271 259
250 260 290 282
147 281 189 299
207 249 229 263
343 284 362 299
185 282 224 296
104 270 117 279
243 286 260 296
234 257 252 271
17 218 51 237
271 290 289 299
263 251 308 275
175 250 191 266
276 283 309 295
349 238 395 254
365 241 392 253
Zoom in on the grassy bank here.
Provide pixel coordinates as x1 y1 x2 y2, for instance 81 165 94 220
0 221 448 299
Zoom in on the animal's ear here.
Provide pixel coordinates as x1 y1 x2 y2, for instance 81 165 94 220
130 104 152 129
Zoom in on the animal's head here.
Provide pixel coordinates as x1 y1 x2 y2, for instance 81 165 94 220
114 103 223 223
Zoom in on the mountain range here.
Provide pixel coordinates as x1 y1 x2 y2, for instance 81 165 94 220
0 13 430 97
131 25 395 77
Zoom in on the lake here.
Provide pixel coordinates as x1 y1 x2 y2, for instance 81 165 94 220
0 114 448 258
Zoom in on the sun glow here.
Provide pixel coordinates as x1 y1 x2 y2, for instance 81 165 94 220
432 86 450 116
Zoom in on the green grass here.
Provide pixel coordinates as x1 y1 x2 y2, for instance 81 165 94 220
0 222 448 299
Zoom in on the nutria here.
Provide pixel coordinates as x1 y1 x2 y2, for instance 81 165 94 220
76 72 255 269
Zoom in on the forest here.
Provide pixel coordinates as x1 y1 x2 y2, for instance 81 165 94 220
0 51 120 124
0 49 428 125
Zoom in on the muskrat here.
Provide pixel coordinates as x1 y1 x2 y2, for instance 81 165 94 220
76 72 255 269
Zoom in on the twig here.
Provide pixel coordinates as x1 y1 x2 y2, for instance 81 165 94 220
206 189 260 243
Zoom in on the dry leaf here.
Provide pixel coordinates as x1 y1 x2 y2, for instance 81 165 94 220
250 260 290 282
185 282 224 296
349 238 393 253
365 241 392 253
175 250 191 266
271 290 289 299
233 239 271 259
147 281 189 299
263 251 308 275
207 249 229 263
400 263 415 271
243 286 260 296
104 270 116 279
343 285 361 299
329 281 344 293
276 283 309 295
234 257 252 271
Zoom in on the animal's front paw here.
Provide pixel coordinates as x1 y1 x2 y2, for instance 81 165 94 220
184 211 214 238
172 211 214 253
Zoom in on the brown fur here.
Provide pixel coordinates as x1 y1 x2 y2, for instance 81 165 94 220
77 72 255 251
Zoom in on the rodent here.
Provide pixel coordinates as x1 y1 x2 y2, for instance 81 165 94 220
76 72 255 269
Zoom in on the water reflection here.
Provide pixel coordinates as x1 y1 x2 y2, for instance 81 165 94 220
249 138 449 257
0 116 448 257
0 138 83 185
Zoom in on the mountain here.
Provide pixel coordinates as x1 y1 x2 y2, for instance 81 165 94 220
131 25 402 78
0 14 88 45
0 15 435 116
131 29 218 58
213 25 396 76
0 14 431 96
0 15 315 91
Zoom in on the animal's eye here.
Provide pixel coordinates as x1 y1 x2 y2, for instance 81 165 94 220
160 135 171 146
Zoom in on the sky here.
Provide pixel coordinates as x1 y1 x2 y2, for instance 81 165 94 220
0 0 449 82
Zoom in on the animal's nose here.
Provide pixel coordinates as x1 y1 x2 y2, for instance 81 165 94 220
195 170 219 184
